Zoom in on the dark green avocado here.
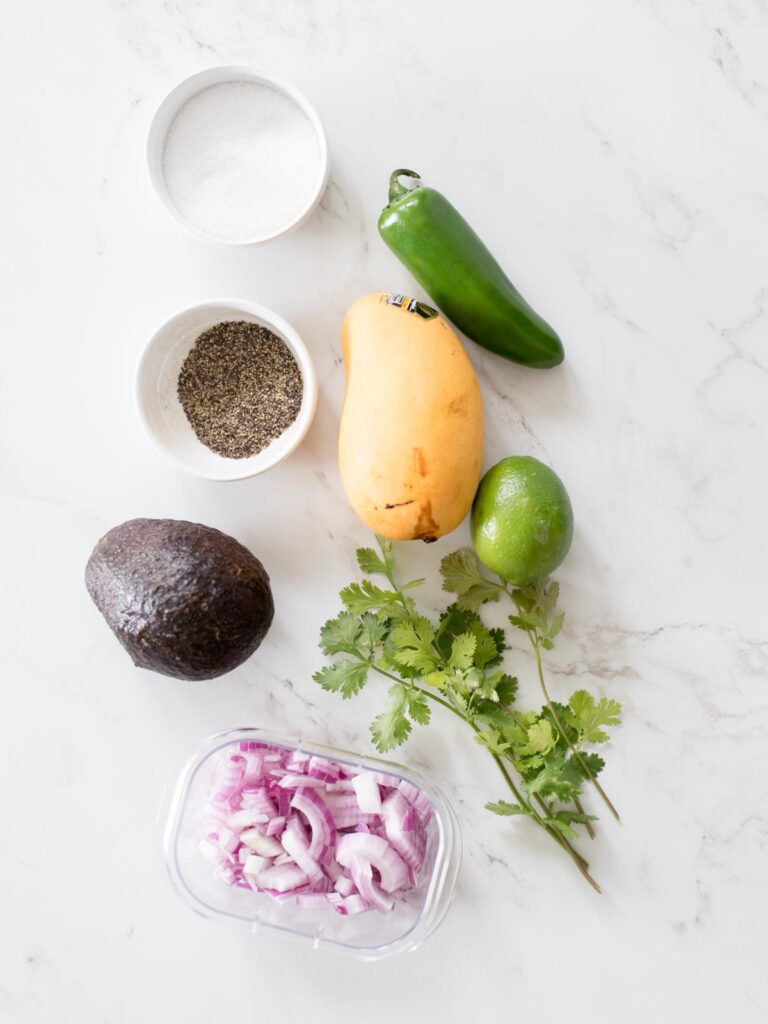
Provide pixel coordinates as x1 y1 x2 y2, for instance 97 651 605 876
85 518 274 680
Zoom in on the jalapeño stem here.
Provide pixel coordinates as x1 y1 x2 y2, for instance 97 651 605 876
388 168 421 203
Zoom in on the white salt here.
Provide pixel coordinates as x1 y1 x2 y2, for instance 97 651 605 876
162 81 322 242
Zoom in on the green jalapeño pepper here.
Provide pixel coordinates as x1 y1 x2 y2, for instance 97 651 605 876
378 169 564 369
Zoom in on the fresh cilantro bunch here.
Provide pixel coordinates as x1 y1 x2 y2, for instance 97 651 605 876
314 537 621 891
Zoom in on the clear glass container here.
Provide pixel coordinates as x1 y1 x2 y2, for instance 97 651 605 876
162 727 461 960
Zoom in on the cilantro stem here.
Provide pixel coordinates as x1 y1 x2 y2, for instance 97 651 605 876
529 634 620 822
379 669 601 891
529 792 601 889
360 549 602 891
574 797 596 839
349 654 601 891
414 685 601 891
361 651 539 819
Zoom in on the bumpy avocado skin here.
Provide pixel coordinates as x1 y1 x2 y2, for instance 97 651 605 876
85 518 274 680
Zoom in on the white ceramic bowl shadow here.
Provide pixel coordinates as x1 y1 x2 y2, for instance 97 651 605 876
147 65 329 246
136 299 318 481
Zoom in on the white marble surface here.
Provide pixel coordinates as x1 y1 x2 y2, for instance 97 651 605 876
2 1 767 1021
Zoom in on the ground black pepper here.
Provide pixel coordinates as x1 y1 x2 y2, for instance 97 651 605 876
178 320 303 459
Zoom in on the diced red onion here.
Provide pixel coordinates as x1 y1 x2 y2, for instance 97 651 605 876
240 829 283 857
323 792 378 830
322 855 342 882
325 779 356 792
278 774 327 789
257 863 308 893
281 821 323 884
239 787 277 817
277 790 291 818
334 874 355 897
198 741 433 915
217 828 239 854
348 856 394 913
352 772 382 814
291 787 336 860
335 833 409 893
242 854 271 879
307 756 342 781
337 894 368 916
226 810 269 831
243 754 263 784
382 791 427 872
397 780 432 824
287 811 309 844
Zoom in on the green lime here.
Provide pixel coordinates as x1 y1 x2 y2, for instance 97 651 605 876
470 456 573 585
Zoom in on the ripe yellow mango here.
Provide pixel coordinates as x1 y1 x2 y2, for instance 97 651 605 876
339 294 484 541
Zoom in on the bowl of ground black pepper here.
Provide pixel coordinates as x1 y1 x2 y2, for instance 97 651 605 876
136 299 318 480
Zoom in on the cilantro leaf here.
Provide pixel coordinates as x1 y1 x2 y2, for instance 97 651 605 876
569 690 622 744
435 603 473 648
449 633 476 670
486 800 528 817
354 535 397 579
380 635 418 680
313 660 369 699
340 579 392 613
390 617 438 674
406 689 431 725
477 627 506 669
421 670 449 690
500 714 558 772
524 719 556 756
542 809 597 839
319 613 362 656
440 550 502 611
574 751 605 778
475 728 511 756
356 547 388 576
475 706 532 750
509 579 564 646
523 751 583 802
540 701 579 747
445 684 468 715
340 579 413 620
474 704 518 733
549 611 565 641
374 535 395 575
399 578 426 591
436 603 505 669
495 674 519 706
357 613 388 656
370 684 411 751
519 578 559 617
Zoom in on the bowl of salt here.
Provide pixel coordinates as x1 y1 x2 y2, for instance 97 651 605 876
147 66 329 246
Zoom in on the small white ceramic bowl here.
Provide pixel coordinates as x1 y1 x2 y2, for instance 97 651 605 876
136 299 318 481
147 65 329 246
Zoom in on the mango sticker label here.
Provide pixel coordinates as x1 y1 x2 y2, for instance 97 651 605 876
381 294 437 319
